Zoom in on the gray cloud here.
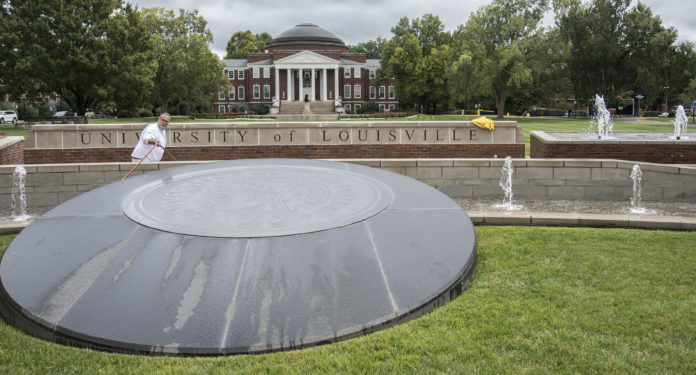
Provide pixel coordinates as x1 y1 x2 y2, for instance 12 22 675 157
127 0 696 57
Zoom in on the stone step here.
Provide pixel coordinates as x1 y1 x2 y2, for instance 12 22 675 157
280 101 335 114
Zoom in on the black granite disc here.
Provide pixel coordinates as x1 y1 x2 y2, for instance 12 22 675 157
0 159 476 355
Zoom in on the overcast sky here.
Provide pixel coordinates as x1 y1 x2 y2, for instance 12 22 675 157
128 0 696 58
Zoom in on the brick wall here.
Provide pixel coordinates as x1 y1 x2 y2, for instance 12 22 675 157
531 132 696 163
24 144 525 164
0 137 24 165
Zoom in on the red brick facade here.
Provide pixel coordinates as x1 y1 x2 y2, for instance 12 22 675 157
0 139 24 165
531 134 696 163
24 144 525 164
215 23 398 113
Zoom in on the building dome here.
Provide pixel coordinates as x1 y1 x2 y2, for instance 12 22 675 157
267 23 346 49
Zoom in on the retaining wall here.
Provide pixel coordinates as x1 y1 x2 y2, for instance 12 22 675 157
0 137 24 165
2 159 695 213
531 131 696 163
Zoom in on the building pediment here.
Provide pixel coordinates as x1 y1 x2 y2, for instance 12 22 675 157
275 50 338 66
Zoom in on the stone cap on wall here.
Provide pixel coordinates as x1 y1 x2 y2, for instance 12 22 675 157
532 131 696 144
29 121 523 149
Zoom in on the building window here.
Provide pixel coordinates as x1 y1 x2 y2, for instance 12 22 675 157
389 104 395 111
263 67 270 78
388 85 395 99
219 105 225 113
253 67 259 78
344 68 351 78
370 86 376 99
238 86 245 100
379 104 385 112
263 84 271 99
228 88 235 100
344 84 351 99
354 67 361 78
379 86 385 99
228 70 234 79
238 70 244 80
369 69 376 79
253 84 260 99
354 103 361 112
344 104 351 111
228 105 235 112
354 84 361 99
218 88 225 100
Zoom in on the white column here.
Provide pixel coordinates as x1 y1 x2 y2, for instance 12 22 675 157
334 68 339 100
311 69 316 101
298 68 304 101
274 67 279 101
287 69 292 101
322 68 327 101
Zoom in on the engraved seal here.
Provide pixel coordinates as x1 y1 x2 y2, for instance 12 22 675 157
121 165 393 237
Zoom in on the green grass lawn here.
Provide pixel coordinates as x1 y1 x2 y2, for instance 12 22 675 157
1 226 694 374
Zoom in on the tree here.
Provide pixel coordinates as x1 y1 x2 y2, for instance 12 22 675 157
348 37 387 59
380 14 451 113
555 0 695 110
225 30 271 58
0 0 152 115
451 0 548 118
143 8 224 113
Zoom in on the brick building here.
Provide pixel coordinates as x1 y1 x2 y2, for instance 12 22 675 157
215 23 398 114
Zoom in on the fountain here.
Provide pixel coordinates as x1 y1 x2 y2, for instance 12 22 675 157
0 159 477 355
629 164 655 215
590 94 614 139
493 156 522 211
11 166 30 221
674 105 689 140
531 96 696 163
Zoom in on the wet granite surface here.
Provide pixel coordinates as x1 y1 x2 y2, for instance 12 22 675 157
0 159 476 355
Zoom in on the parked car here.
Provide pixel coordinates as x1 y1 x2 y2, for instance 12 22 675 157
0 110 18 124
84 109 94 118
657 112 669 117
53 111 76 117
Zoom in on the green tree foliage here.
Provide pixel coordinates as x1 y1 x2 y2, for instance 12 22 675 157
348 37 387 59
451 0 548 118
0 0 152 115
554 0 695 108
225 30 271 58
380 14 451 113
143 8 224 114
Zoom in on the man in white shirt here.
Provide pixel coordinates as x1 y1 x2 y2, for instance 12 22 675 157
131 113 170 162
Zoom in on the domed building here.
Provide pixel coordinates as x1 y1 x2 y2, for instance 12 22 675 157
215 23 398 116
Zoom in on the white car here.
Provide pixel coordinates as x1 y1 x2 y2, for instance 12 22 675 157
53 111 75 117
0 110 18 124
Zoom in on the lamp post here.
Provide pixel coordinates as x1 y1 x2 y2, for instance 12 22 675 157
635 94 644 117
664 86 670 112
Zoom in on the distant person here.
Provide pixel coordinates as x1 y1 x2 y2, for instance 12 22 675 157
131 113 170 162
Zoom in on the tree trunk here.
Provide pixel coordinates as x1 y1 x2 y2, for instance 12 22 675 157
160 93 168 113
495 87 507 119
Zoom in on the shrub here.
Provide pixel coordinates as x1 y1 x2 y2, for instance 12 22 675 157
359 101 379 114
249 103 269 115
117 109 133 118
136 108 153 117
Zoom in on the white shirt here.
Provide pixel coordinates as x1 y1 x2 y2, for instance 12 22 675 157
131 122 166 161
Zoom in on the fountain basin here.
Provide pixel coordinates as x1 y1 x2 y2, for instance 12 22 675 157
0 159 477 355
531 131 696 163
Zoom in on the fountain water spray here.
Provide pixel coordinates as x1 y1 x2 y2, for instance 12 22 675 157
592 94 613 139
673 105 689 140
11 165 30 221
629 164 655 215
493 156 522 211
